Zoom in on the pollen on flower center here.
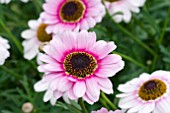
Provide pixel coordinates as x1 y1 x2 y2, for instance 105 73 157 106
105 0 119 2
138 79 167 101
64 52 97 79
60 0 85 23
37 23 52 42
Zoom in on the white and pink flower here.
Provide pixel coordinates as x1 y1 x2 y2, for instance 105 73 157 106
0 0 29 4
117 70 170 113
0 0 10 4
21 19 53 60
34 30 124 105
0 36 10 65
105 0 146 23
41 0 105 34
20 0 30 3
92 107 123 113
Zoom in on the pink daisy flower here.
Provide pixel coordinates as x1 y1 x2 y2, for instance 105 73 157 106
117 70 170 113
34 30 124 105
41 0 105 34
105 0 146 23
92 107 123 113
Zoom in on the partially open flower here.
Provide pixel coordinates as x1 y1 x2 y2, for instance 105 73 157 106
91 107 123 113
34 30 124 105
105 0 146 23
40 0 105 34
22 102 34 113
0 36 10 65
117 70 170 113
21 19 53 60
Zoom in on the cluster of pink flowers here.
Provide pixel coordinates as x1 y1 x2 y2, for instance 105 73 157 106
2 0 170 113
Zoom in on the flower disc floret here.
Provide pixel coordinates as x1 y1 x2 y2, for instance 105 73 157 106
37 23 52 42
138 79 167 101
64 52 97 79
60 0 85 23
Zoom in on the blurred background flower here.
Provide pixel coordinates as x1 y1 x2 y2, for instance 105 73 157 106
0 0 30 4
21 19 52 60
0 36 10 65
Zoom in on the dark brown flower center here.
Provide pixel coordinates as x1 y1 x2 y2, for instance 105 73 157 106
37 23 52 42
138 79 167 101
60 0 85 23
105 0 119 2
64 52 97 79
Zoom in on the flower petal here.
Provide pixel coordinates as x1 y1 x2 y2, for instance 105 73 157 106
95 61 124 77
98 54 122 65
86 78 100 99
21 29 36 39
68 88 78 100
73 81 86 97
43 89 53 102
138 101 155 113
83 94 94 105
57 76 73 92
34 80 48 92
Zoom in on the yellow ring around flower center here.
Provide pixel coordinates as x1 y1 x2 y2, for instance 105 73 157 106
138 79 167 101
37 23 52 42
64 52 97 79
60 0 85 23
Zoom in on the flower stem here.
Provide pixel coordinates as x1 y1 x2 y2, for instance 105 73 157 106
0 66 22 80
78 98 88 113
102 1 156 56
101 92 117 110
150 55 158 71
114 23 156 56
67 104 82 113
99 98 110 110
158 7 170 45
32 0 42 13
113 52 147 70
0 19 23 53
151 7 170 71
